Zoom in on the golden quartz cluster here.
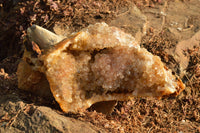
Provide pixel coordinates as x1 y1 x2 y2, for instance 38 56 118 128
17 23 185 113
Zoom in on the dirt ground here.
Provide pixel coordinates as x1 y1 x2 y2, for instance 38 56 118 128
0 0 200 132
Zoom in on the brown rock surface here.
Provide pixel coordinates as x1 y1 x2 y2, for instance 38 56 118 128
174 30 200 77
110 4 147 43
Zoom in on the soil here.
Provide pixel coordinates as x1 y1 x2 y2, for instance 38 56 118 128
0 0 200 132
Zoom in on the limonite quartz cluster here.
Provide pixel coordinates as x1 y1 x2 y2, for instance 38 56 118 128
17 23 184 113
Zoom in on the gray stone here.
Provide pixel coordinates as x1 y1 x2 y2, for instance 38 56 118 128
0 94 105 133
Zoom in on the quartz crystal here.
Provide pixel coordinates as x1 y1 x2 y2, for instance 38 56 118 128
17 23 185 113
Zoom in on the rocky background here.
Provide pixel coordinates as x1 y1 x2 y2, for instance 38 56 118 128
0 0 200 132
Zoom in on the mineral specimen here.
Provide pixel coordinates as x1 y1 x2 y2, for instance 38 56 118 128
17 23 185 113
